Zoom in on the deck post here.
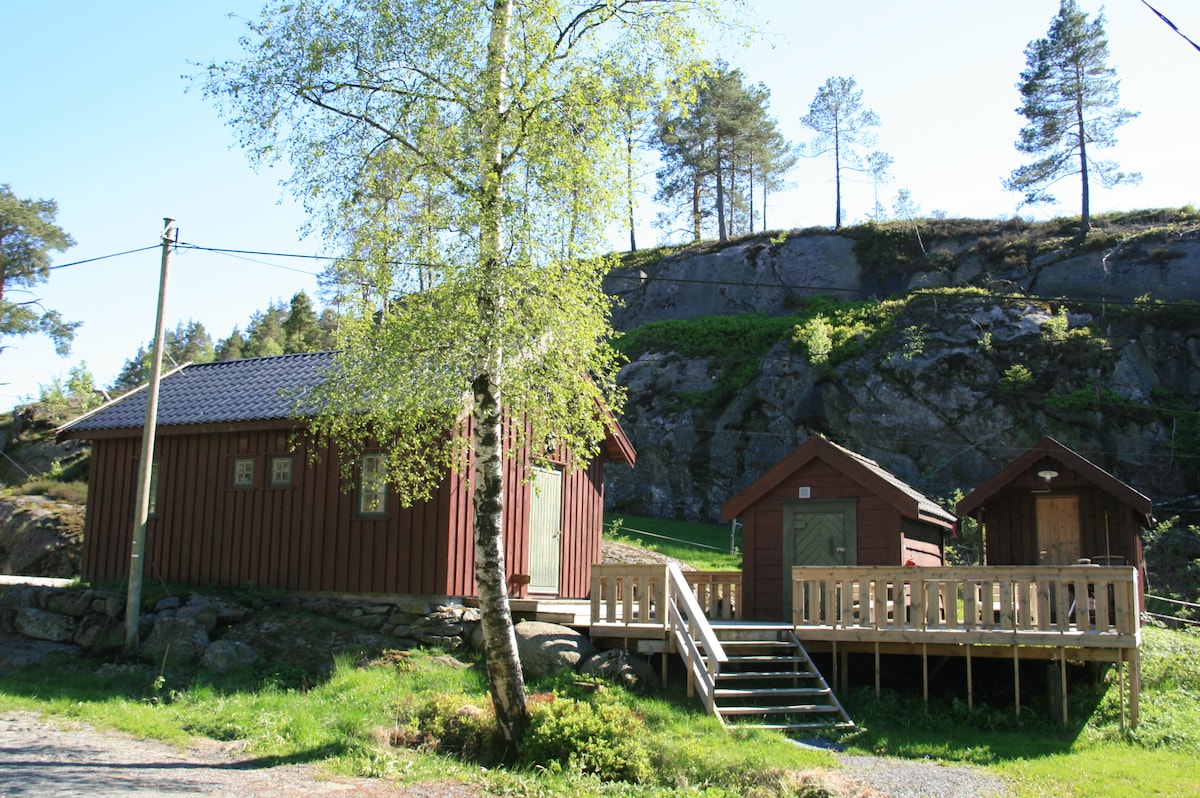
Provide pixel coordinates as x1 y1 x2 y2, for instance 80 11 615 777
922 643 929 714
1060 648 1069 726
1118 653 1126 731
874 642 881 699
832 640 838 692
1130 647 1141 729
1013 647 1021 717
966 645 973 710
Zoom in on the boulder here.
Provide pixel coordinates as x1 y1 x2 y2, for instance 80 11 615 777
512 620 595 680
0 634 78 669
14 607 77 643
579 648 661 696
74 614 125 651
201 639 260 673
141 615 210 663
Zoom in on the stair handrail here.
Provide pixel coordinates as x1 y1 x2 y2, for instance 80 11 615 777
666 562 728 714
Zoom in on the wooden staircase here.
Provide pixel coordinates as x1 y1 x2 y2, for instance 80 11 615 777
707 623 853 732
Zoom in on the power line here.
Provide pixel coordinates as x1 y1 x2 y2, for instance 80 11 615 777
48 244 160 271
1140 0 1200 54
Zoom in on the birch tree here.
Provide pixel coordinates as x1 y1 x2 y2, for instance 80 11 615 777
204 0 726 750
1005 0 1139 236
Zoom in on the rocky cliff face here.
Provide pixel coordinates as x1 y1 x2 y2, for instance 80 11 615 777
604 216 1200 523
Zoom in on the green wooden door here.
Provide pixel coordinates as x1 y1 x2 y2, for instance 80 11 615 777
782 500 857 617
529 467 563 595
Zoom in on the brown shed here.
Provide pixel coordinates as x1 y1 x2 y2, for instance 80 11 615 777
721 436 956 621
58 353 635 600
956 436 1152 584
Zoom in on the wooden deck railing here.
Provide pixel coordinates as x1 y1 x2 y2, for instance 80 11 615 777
791 565 1141 648
589 566 741 628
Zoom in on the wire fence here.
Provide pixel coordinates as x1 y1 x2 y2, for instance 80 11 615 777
1145 593 1200 628
604 520 741 554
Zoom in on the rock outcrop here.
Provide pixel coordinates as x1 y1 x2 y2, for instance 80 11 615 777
604 221 1200 523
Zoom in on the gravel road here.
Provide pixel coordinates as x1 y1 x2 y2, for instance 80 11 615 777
0 710 1010 798
0 711 482 798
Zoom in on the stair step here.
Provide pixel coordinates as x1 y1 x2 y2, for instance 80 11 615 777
717 671 823 681
726 721 857 731
715 687 831 698
718 703 842 716
721 653 810 663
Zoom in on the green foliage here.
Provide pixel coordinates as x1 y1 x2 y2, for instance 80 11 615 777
616 313 797 413
20 478 88 504
37 362 104 422
396 692 502 764
790 295 907 366
520 687 653 782
795 313 833 364
1041 305 1069 342
1000 364 1034 391
0 184 79 355
899 324 924 360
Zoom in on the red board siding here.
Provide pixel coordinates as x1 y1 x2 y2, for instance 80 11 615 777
80 422 605 600
738 458 935 621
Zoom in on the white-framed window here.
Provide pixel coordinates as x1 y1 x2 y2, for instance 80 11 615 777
148 461 159 518
358 453 388 517
270 456 293 487
233 457 255 488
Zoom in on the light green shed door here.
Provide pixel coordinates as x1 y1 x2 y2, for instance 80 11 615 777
529 467 563 594
782 500 857 616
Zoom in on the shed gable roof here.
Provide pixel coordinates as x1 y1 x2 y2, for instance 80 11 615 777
957 436 1152 517
58 352 636 466
721 436 956 527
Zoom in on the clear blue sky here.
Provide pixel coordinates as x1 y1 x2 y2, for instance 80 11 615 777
3 1 1197 411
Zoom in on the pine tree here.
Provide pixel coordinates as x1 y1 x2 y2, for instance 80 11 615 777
801 76 882 229
0 184 79 355
655 64 794 242
1005 0 1139 236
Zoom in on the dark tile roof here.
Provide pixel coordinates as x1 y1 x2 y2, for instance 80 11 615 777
61 352 336 433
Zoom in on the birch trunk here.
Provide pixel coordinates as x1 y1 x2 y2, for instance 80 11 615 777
474 0 528 752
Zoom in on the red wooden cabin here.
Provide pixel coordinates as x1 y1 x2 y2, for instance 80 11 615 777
956 436 1151 588
58 353 634 600
721 436 955 621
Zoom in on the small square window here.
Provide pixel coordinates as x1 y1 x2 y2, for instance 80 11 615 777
270 456 293 487
233 458 255 488
148 461 159 518
359 453 387 516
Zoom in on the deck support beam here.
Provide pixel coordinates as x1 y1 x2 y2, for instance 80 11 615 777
966 644 973 710
1013 646 1021 717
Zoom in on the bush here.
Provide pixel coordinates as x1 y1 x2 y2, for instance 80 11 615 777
393 692 502 765
21 478 88 504
520 688 653 782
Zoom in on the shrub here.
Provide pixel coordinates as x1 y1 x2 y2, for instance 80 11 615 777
1000 364 1034 391
393 692 502 764
520 689 653 782
21 478 88 504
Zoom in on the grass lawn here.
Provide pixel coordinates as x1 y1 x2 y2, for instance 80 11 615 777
605 513 741 571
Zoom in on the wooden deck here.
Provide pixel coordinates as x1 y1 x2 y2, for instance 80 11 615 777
584 563 1143 727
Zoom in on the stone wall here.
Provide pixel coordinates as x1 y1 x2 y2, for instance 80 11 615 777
0 583 479 673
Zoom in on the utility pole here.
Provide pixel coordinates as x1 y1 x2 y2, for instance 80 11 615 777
124 218 176 654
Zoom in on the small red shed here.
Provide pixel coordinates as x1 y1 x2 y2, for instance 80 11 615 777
58 353 635 600
956 436 1152 584
721 436 956 621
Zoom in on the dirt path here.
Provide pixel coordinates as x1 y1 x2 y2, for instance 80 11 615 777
0 711 482 798
1 710 1009 798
